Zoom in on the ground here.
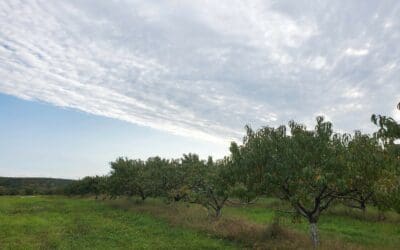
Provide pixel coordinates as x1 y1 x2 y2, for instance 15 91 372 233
0 196 234 249
0 196 399 249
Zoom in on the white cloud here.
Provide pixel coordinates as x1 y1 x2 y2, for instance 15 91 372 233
1 0 400 143
344 48 369 56
308 56 327 70
384 22 393 29
342 87 364 99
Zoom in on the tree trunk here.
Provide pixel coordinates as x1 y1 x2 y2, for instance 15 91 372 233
215 207 222 218
174 195 181 202
138 189 146 201
310 222 319 249
378 211 386 221
360 201 366 218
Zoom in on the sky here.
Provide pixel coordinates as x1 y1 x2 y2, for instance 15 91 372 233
0 0 399 178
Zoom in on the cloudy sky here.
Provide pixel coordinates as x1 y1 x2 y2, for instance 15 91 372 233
1 0 399 178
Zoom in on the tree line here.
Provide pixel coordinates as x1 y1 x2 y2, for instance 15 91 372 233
64 113 400 247
0 177 73 195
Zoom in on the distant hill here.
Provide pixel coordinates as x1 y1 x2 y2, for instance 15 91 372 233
0 177 75 195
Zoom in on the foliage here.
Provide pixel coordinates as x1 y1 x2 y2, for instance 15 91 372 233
370 114 400 213
107 157 153 200
342 131 386 211
188 156 235 218
64 176 106 198
230 116 354 247
0 177 73 195
60 113 399 247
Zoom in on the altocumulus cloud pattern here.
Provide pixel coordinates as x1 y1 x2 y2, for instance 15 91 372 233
0 0 399 143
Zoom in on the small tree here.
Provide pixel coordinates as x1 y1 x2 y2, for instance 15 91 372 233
187 155 234 218
343 131 385 213
232 117 353 247
92 175 108 199
371 113 400 214
229 140 262 204
63 176 104 197
145 156 171 197
165 159 191 202
108 157 152 200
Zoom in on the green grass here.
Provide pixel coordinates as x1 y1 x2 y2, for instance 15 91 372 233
224 198 400 249
0 196 236 250
1 196 399 249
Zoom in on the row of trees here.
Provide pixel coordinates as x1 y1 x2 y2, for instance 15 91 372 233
229 116 399 246
65 154 236 218
65 114 400 247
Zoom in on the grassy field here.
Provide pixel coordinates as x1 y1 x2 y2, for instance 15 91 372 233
0 196 235 249
107 197 400 249
0 196 399 249
223 199 400 248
